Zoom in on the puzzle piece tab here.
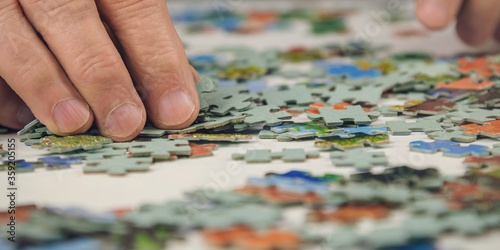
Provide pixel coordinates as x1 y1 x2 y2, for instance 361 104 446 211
231 105 292 126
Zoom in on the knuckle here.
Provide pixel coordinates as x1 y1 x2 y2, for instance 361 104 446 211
135 49 185 84
0 1 21 21
105 0 163 15
20 0 95 28
71 46 125 86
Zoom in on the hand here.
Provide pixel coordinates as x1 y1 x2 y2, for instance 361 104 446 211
0 0 200 141
416 0 500 46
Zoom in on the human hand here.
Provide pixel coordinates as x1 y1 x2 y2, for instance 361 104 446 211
416 0 500 46
0 0 200 141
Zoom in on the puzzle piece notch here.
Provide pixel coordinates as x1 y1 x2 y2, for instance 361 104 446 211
307 106 380 126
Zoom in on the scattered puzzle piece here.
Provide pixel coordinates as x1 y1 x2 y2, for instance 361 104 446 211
37 156 82 170
445 108 500 124
189 143 217 158
435 77 494 90
84 155 153 175
261 85 319 107
314 133 390 150
410 140 489 157
383 120 443 135
231 105 292 126
322 85 384 104
461 120 500 138
330 149 388 170
464 156 500 168
468 88 500 108
403 99 456 116
130 139 191 159
427 127 477 142
307 106 380 126
168 133 252 141
232 148 320 163
456 57 493 78
308 204 391 223
30 135 112 153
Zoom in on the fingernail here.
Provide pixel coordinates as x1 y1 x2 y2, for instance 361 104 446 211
105 103 143 138
16 103 35 125
53 98 90 133
421 0 447 16
159 90 195 126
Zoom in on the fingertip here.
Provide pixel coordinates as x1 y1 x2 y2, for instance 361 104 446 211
103 102 146 142
416 0 452 30
456 24 489 46
52 98 93 135
155 89 198 129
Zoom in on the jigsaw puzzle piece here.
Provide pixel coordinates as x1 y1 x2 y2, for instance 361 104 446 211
30 135 113 153
330 149 388 170
383 120 443 135
189 143 217 158
427 126 477 142
84 155 153 175
461 120 500 138
410 140 489 157
165 115 246 134
231 105 292 126
403 99 456 116
130 139 191 159
322 85 384 104
468 88 500 108
446 108 500 124
37 156 82 170
315 133 390 150
168 133 252 141
464 156 500 168
307 106 380 126
261 85 318 107
232 148 319 163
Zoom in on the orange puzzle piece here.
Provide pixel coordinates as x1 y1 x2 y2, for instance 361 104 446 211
202 225 302 249
308 204 391 224
456 57 493 78
461 120 500 138
189 143 217 158
236 185 323 204
435 77 494 90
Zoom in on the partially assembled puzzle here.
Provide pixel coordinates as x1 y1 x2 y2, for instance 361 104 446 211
2 2 500 250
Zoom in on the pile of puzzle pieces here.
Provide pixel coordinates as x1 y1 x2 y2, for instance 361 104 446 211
2 26 500 248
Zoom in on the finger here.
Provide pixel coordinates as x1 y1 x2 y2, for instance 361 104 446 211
0 1 93 135
190 65 201 83
19 0 146 141
455 1 500 46
96 0 199 129
0 77 35 129
416 0 463 30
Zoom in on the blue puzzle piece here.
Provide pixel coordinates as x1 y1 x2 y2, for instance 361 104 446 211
275 171 327 183
332 126 388 137
24 238 101 250
38 156 82 170
410 140 489 157
316 62 381 78
2 159 40 172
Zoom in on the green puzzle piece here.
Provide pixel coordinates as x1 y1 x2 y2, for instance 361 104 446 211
232 148 320 163
130 139 191 159
84 155 153 175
